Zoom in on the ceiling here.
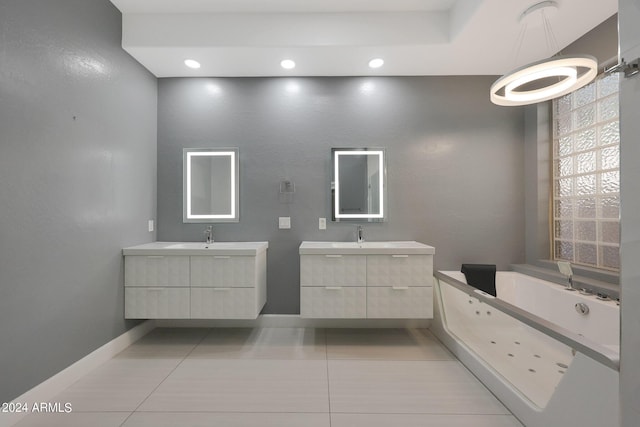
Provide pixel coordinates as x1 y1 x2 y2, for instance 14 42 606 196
108 0 617 77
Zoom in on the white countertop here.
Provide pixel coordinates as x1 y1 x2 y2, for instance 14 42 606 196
123 241 268 256
299 241 435 255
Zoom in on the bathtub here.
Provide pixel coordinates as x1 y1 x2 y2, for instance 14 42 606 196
432 271 619 427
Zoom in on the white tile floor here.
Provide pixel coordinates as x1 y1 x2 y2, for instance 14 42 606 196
14 328 523 427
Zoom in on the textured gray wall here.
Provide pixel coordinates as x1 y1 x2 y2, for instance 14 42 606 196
0 0 157 402
523 103 551 264
157 76 525 314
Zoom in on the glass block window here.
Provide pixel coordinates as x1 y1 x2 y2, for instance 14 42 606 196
552 73 620 271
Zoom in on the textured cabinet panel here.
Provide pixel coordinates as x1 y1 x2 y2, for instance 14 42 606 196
191 255 256 287
124 256 189 287
124 250 267 320
366 255 433 286
300 255 366 287
191 287 259 319
300 287 366 318
124 288 190 319
367 286 433 319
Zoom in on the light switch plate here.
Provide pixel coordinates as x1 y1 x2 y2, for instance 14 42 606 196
279 216 291 229
148 219 154 232
319 217 326 230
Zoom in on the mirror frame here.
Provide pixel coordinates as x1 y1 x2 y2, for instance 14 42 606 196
183 148 239 223
331 148 386 222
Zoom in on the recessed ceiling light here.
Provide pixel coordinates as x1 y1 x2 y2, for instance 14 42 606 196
280 59 296 70
368 58 384 69
184 59 201 69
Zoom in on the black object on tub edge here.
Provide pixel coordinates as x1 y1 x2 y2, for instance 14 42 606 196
461 264 497 297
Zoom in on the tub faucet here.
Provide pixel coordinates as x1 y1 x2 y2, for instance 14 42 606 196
356 225 365 243
557 261 575 291
204 226 214 244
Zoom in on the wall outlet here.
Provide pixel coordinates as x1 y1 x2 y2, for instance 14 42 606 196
278 216 291 229
319 217 326 230
148 219 154 232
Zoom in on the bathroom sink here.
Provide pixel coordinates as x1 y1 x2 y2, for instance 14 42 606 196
164 242 207 249
123 241 268 256
164 242 246 250
299 241 434 255
330 242 393 249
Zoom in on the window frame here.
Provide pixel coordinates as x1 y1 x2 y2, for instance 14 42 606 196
551 72 620 271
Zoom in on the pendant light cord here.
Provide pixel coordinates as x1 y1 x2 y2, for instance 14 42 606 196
542 10 561 56
511 23 528 69
511 6 562 69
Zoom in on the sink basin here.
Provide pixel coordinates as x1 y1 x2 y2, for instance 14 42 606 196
299 241 434 255
164 242 245 250
123 241 268 256
165 243 206 249
330 242 393 249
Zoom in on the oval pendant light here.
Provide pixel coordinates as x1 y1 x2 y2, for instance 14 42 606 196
491 55 598 106
490 1 598 106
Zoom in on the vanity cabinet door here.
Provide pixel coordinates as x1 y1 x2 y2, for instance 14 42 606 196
191 255 256 287
124 288 190 319
366 255 433 287
300 255 366 287
300 287 366 318
190 288 259 319
124 256 189 287
367 286 433 319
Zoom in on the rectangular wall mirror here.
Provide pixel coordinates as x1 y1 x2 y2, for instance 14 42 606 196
183 148 239 223
331 148 386 222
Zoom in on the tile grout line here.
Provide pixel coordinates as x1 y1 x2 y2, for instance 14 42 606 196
117 327 213 427
325 328 332 427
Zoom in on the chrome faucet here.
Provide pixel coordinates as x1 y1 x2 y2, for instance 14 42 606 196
204 226 214 244
557 261 575 291
356 225 364 243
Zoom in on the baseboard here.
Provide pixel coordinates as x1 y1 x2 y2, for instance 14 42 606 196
1 320 155 427
156 314 431 329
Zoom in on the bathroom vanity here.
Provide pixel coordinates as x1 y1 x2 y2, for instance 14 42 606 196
299 241 435 319
123 241 267 319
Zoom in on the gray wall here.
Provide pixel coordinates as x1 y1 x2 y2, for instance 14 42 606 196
157 76 525 314
563 14 619 69
618 1 640 425
523 103 551 264
0 0 157 402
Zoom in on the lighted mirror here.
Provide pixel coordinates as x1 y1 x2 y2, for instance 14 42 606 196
331 148 386 222
183 148 239 223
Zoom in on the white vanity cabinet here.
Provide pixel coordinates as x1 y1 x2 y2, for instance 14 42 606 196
299 241 435 319
300 254 367 318
123 242 267 319
190 253 267 319
366 254 433 318
124 255 191 319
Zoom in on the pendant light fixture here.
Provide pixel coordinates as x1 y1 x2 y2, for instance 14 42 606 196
490 1 598 106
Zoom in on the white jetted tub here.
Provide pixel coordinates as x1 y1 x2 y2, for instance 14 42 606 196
432 271 619 427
